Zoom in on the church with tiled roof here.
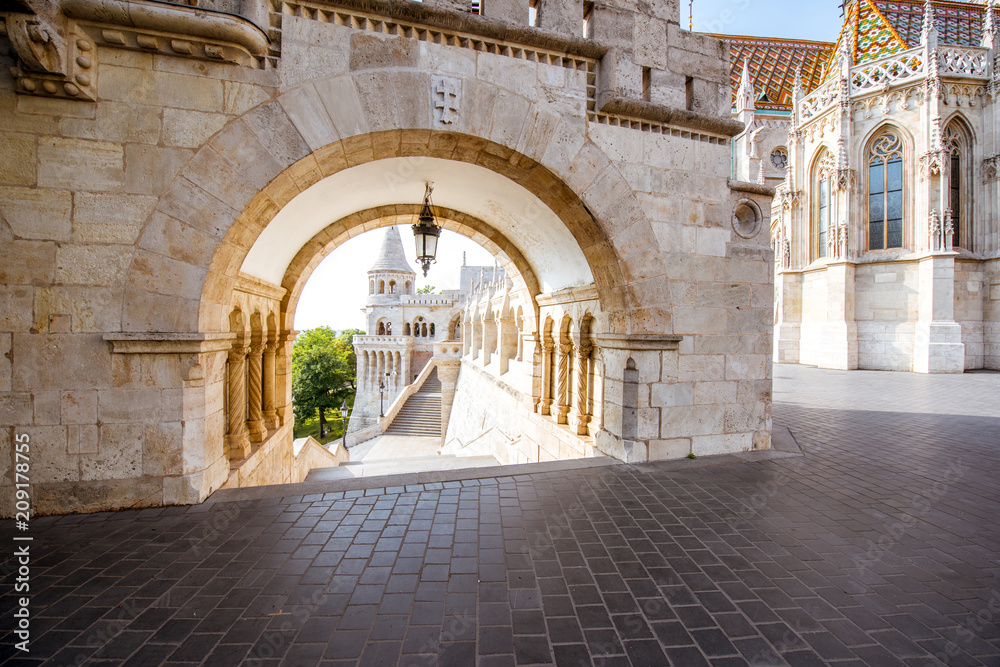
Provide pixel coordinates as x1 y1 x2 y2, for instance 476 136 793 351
715 0 999 373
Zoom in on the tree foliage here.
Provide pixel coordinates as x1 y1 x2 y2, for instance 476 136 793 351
417 285 438 294
292 328 362 436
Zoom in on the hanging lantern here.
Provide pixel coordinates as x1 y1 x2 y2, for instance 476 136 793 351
412 182 441 277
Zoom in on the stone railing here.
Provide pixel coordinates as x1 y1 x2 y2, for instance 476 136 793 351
353 335 413 347
939 46 991 78
851 49 924 94
401 295 456 306
799 78 838 120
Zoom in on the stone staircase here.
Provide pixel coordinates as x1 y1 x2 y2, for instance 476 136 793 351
306 453 500 481
385 369 442 437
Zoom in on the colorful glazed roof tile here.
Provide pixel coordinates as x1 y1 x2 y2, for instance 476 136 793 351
875 0 985 47
711 1 990 112
708 35 834 111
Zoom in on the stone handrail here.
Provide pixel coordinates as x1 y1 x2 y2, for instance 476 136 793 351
353 335 413 346
851 48 924 94
799 77 838 120
344 357 442 448
939 46 990 78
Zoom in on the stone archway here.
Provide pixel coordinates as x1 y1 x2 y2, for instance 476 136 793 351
121 73 670 339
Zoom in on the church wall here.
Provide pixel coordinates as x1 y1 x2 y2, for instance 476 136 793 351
985 259 1000 370
954 259 986 370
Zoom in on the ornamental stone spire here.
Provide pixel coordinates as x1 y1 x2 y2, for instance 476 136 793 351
368 226 416 276
736 60 755 115
983 0 997 49
921 0 938 45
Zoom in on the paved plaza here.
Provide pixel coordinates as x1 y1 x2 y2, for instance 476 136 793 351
2 365 1000 666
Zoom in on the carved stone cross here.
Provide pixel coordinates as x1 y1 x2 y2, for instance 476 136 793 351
433 77 460 124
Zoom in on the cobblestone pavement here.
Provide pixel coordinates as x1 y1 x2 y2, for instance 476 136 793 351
2 365 999 666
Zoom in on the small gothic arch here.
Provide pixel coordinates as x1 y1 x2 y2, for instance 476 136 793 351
810 146 835 260
389 279 396 294
943 116 974 250
378 279 385 294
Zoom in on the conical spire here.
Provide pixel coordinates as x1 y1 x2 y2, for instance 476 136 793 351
368 226 415 275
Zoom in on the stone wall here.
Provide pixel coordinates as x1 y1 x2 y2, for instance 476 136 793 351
444 360 598 464
0 0 771 515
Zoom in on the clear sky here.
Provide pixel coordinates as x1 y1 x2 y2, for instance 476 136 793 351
294 227 495 332
691 0 844 41
293 1 872 333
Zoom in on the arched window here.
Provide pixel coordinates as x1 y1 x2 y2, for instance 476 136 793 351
369 280 375 294
868 132 904 250
389 280 396 294
429 323 435 338
377 321 385 335
405 281 411 294
944 121 972 249
404 323 411 336
812 149 834 260
378 280 385 294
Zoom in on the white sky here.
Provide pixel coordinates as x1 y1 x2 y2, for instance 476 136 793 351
294 227 495 332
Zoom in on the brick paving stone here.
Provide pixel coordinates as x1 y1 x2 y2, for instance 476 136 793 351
2 366 1000 665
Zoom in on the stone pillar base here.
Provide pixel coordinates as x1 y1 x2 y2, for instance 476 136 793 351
913 321 965 373
226 434 251 461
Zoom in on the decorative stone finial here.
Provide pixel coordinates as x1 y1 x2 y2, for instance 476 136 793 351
922 0 938 45
736 60 755 114
983 0 996 48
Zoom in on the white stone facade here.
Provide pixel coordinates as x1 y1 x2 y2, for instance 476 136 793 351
730 0 1000 373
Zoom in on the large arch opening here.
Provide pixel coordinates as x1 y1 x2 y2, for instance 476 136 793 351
202 132 619 484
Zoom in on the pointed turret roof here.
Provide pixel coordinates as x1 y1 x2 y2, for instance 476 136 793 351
368 226 415 275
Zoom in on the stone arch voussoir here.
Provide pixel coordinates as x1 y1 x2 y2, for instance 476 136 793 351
128 72 666 337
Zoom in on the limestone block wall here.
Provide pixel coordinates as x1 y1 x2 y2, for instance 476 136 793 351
986 259 1000 370
444 360 597 464
0 24 278 514
0 0 769 514
955 260 986 370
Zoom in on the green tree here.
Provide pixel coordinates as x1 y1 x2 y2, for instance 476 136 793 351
417 285 437 294
292 328 362 438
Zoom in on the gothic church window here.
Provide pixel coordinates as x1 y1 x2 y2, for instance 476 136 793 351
812 149 834 260
944 121 971 250
868 132 904 251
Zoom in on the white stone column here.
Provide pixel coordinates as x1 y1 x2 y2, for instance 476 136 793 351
822 262 859 370
914 255 964 373
246 342 266 443
556 342 571 424
571 344 593 436
437 359 461 447
540 339 554 415
226 345 251 460
262 342 278 430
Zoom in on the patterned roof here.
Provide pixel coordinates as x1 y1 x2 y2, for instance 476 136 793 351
710 36 834 111
821 0 988 81
875 0 985 48
713 0 990 112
